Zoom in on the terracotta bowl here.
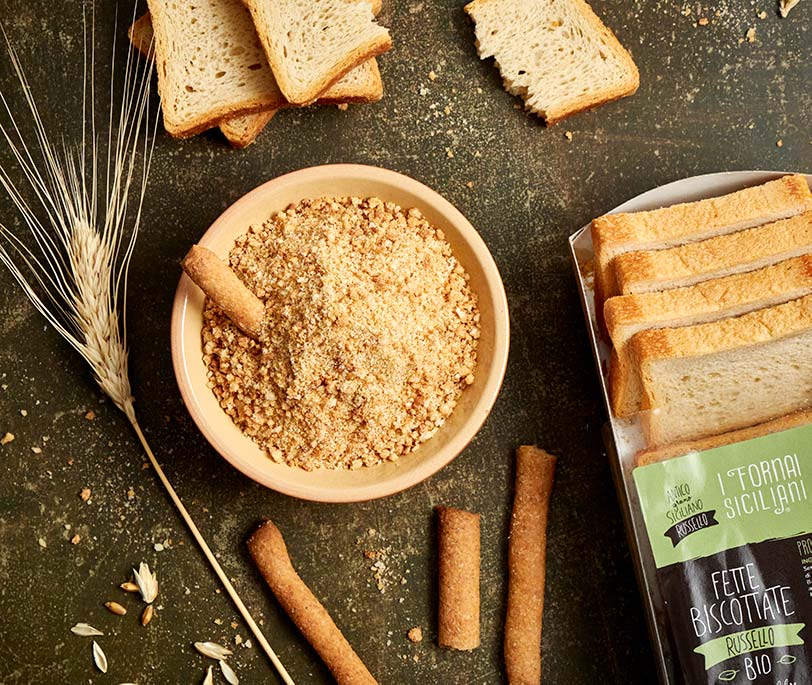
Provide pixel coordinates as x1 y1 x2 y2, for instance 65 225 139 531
170 164 509 502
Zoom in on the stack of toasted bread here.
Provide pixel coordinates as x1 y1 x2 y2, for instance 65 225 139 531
130 0 391 147
590 174 812 462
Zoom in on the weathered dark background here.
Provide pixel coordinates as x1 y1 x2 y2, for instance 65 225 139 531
0 0 808 683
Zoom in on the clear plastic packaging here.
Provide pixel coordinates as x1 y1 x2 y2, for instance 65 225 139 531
569 171 812 684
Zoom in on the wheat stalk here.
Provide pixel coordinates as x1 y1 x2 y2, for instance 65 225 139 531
0 9 293 684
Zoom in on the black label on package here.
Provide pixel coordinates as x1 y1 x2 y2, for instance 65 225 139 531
659 536 811 684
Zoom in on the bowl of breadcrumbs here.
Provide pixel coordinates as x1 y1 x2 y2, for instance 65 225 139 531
171 164 509 502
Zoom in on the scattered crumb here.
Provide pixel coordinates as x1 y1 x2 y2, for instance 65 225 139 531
697 16 709 25
38 537 47 548
67 458 74 465
230 621 238 629
413 654 420 662
564 131 573 141
85 410 95 420
336 103 348 111
776 139 783 147
19 409 27 417
1 432 14 445
780 0 800 16
757 9 768 18
214 618 223 625
244 639 252 649
746 26 756 42
428 70 437 81
70 534 81 545
407 626 423 643
126 487 136 500
446 148 455 158
363 550 377 560
465 181 474 189
154 542 164 552
31 446 42 454
681 5 692 15
235 634 243 645
79 488 91 502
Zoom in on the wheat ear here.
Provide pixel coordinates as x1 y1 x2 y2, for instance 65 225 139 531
0 9 293 684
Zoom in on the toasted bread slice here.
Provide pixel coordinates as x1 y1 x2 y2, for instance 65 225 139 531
631 295 812 447
635 409 812 466
464 0 638 124
605 255 812 417
129 13 278 147
218 111 278 148
591 174 812 311
244 0 392 105
131 11 382 143
614 211 812 295
145 0 288 137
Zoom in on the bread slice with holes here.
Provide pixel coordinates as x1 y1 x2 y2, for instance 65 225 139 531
132 9 383 142
635 408 812 466
630 294 812 447
591 174 812 313
464 0 639 124
605 255 812 417
145 0 288 137
614 211 812 295
129 13 277 147
243 0 392 105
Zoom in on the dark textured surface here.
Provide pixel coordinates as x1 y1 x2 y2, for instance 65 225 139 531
0 0 808 683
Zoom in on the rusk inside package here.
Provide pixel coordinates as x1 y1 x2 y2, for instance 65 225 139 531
634 423 811 684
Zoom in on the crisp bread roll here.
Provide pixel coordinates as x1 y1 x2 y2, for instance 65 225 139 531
591 174 812 312
130 10 382 144
632 294 812 447
464 0 639 124
243 0 392 105
635 409 812 466
614 211 812 296
504 446 556 685
436 506 481 650
248 521 378 685
182 245 265 339
605 255 812 417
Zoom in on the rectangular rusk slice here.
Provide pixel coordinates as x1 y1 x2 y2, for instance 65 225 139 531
631 295 812 447
635 409 812 466
591 174 812 310
614 211 812 295
605 255 812 417
243 0 391 105
465 0 639 124
132 10 382 144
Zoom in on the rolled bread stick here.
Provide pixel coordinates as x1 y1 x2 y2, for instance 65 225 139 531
182 244 265 339
247 521 378 685
504 446 557 685
436 506 480 650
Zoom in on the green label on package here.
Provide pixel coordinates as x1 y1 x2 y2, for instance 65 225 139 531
633 423 812 684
